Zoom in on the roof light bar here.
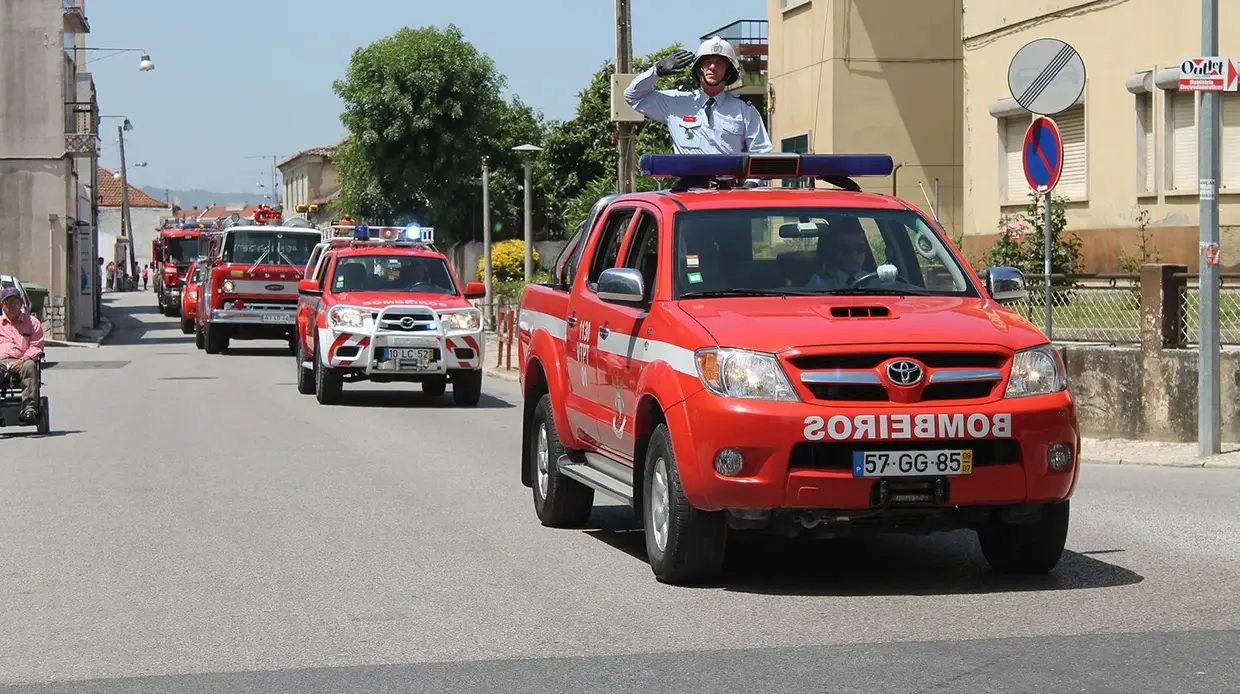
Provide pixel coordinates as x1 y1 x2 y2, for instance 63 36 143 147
639 153 894 180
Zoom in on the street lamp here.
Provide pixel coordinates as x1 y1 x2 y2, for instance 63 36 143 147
101 115 139 290
81 48 155 72
512 143 542 281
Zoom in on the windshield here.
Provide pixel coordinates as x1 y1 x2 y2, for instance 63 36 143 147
221 231 318 267
330 255 458 296
672 207 976 299
164 237 200 265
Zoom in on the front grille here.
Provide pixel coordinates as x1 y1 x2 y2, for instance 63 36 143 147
378 308 438 333
790 439 1022 471
791 352 1006 371
806 384 888 401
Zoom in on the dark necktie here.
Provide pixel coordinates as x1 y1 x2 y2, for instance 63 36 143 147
705 97 715 126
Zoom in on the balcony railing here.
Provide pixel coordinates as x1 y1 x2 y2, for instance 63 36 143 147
65 101 99 155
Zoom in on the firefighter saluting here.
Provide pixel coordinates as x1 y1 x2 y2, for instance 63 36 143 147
624 36 772 155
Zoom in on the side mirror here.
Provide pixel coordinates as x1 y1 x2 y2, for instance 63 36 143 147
463 281 487 300
986 266 1028 304
597 267 645 304
298 278 321 295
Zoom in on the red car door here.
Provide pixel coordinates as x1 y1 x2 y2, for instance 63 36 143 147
564 206 637 449
299 252 334 356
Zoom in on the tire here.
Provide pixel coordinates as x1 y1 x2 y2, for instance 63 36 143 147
204 324 228 354
643 424 727 584
314 344 343 405
194 321 205 350
978 500 1070 574
529 393 594 527
36 396 49 435
422 377 447 397
295 338 315 395
180 318 193 334
451 369 482 407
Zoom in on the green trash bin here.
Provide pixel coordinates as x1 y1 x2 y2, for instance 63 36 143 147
21 282 48 321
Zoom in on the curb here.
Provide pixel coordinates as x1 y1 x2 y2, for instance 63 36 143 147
49 317 112 348
1081 437 1240 470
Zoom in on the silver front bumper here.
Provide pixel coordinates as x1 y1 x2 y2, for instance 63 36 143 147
325 305 483 374
211 302 296 326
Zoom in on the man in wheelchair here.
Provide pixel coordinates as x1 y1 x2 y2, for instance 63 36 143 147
0 286 45 425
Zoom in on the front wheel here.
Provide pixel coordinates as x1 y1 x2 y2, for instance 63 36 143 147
194 321 205 350
314 345 343 405
204 323 228 354
529 393 594 527
35 396 49 435
978 501 1070 574
451 369 482 407
180 318 193 334
643 424 727 585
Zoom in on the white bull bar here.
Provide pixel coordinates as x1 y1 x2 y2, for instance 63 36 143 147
327 304 483 374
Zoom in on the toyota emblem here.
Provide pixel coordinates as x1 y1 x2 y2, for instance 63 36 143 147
886 360 924 387
399 316 416 329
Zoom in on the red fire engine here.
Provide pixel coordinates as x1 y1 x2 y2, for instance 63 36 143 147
195 207 323 354
152 219 210 317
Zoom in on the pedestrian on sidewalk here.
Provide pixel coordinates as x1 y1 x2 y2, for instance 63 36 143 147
106 263 115 291
624 36 772 156
0 287 44 423
142 264 149 290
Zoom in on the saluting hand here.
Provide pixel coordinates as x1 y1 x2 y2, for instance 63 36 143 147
655 50 695 77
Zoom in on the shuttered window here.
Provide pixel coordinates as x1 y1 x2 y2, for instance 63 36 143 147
1056 105 1087 198
1222 93 1240 188
1136 93 1155 193
1002 115 1029 201
1167 91 1197 191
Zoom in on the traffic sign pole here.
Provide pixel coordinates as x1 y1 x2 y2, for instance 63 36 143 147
1044 191 1053 338
1199 0 1221 457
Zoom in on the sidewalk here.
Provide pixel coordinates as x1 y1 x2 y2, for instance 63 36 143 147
482 330 520 383
48 316 113 348
1081 436 1240 469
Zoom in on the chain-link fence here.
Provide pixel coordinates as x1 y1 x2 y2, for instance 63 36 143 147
1010 274 1142 343
1179 274 1240 346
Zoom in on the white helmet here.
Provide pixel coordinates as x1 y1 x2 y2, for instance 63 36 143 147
693 36 741 86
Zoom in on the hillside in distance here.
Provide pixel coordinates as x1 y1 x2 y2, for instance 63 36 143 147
140 186 269 210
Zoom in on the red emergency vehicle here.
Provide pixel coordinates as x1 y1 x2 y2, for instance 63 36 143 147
179 259 205 335
294 224 487 406
198 206 322 354
152 220 208 317
516 153 1080 585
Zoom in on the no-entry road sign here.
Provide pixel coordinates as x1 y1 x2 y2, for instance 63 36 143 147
1023 117 1063 193
1008 38 1086 115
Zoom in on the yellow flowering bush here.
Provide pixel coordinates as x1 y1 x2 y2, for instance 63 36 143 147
477 239 539 283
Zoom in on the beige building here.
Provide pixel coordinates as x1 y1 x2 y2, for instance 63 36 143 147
766 0 964 237
0 0 100 338
963 0 1240 271
277 146 340 225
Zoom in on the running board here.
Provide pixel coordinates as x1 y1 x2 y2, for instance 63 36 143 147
557 452 635 505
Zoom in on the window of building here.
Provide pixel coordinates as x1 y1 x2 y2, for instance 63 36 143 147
1223 93 1240 189
999 115 1030 202
780 0 811 10
1165 90 1197 192
781 133 811 189
1055 104 1088 198
1136 92 1155 194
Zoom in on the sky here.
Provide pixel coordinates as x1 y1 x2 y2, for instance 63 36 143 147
87 0 763 196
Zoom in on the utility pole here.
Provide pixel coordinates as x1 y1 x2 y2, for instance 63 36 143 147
117 124 137 291
1198 0 1221 456
245 154 285 207
481 157 493 327
615 0 635 193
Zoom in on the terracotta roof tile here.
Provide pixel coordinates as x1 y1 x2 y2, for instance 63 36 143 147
97 167 169 208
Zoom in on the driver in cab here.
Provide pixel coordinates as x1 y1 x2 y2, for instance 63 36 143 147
807 218 871 290
393 261 428 290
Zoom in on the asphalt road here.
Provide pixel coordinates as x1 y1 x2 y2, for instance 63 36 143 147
1 292 1237 693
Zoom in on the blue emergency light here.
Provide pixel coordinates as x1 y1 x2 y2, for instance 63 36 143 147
353 224 369 240
639 153 894 180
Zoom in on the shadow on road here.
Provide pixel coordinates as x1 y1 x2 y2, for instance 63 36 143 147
103 296 189 347
0 429 84 439
342 390 515 409
583 509 1143 596
221 347 292 358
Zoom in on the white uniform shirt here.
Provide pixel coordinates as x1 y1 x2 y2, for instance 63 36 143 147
623 66 773 155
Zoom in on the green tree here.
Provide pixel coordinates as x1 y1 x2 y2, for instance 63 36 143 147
333 25 546 243
539 45 686 236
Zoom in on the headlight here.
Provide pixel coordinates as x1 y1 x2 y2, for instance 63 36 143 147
695 348 798 402
1005 345 1067 398
440 309 480 332
329 306 366 328
221 280 235 293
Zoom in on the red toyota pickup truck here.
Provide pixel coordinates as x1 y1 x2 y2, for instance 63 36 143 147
516 153 1079 585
